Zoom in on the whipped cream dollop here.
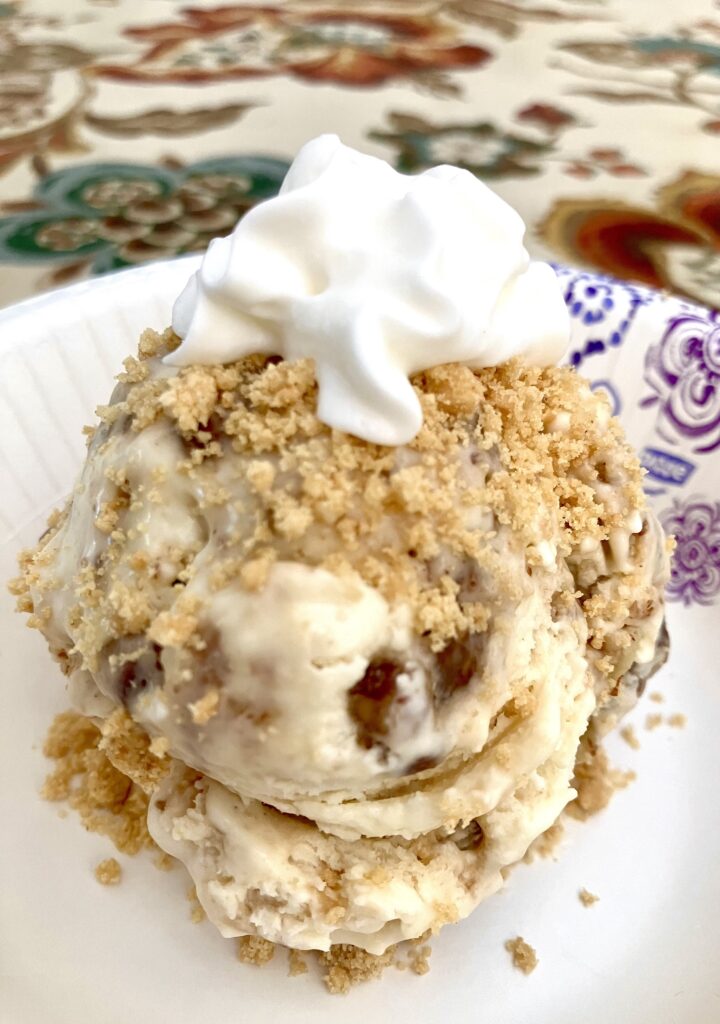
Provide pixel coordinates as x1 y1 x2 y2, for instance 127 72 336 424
168 134 569 445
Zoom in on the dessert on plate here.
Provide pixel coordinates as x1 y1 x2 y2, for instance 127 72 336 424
14 136 670 958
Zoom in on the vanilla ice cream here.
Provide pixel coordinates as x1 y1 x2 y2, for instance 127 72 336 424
15 137 671 956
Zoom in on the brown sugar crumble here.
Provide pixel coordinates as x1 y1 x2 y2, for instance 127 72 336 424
407 943 432 976
288 948 308 977
237 936 276 966
523 820 565 863
187 884 206 924
505 936 538 974
154 852 176 871
95 857 122 886
578 888 599 907
15 328 648 677
566 745 635 821
320 944 397 995
40 709 430 994
41 710 157 855
619 724 640 750
188 688 220 725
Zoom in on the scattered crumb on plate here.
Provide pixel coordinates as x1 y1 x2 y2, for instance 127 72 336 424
566 746 635 821
619 725 640 750
523 820 565 863
41 710 157 855
237 936 276 966
645 713 663 731
668 713 686 728
578 888 599 907
505 936 538 974
186 884 206 924
153 851 176 871
288 948 308 977
649 691 664 704
407 943 432 976
95 857 122 886
320 944 397 995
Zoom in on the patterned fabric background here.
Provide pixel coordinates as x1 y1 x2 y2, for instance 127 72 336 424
0 0 718 309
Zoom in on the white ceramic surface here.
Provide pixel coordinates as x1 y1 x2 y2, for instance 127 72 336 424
1 261 718 1024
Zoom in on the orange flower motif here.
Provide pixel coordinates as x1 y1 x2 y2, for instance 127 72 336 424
540 172 720 309
94 5 491 87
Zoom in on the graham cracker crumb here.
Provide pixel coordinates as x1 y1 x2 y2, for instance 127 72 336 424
524 820 564 863
186 884 206 923
407 944 432 976
649 691 664 703
138 326 175 360
645 713 663 731
148 605 199 648
246 459 276 494
188 688 219 725
566 744 635 821
320 944 397 995
95 857 122 886
505 936 538 974
288 948 308 977
620 724 640 750
578 888 599 907
239 552 276 591
149 736 170 758
42 711 155 855
18 347 650 673
668 713 686 728
99 708 169 794
237 936 276 966
161 366 218 432
153 851 176 871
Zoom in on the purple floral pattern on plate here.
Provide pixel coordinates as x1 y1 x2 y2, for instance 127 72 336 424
642 310 720 454
555 267 719 605
552 266 652 368
660 497 720 606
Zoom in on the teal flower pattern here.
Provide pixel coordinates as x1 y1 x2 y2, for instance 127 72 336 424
0 156 290 276
370 113 555 179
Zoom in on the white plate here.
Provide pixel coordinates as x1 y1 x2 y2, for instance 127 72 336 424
1 262 719 1024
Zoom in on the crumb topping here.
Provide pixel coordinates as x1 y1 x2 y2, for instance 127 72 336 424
566 742 635 820
505 936 538 974
237 935 276 965
187 884 207 923
95 857 122 886
320 944 397 994
578 888 599 907
16 327 647 674
99 708 169 794
523 820 565 863
619 725 640 750
288 948 308 977
42 711 155 855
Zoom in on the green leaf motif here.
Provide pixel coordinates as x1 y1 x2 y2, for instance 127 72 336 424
0 156 291 272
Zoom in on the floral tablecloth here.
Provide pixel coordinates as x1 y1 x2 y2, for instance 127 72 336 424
0 0 718 310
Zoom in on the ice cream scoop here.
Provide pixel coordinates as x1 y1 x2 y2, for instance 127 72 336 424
15 140 670 956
